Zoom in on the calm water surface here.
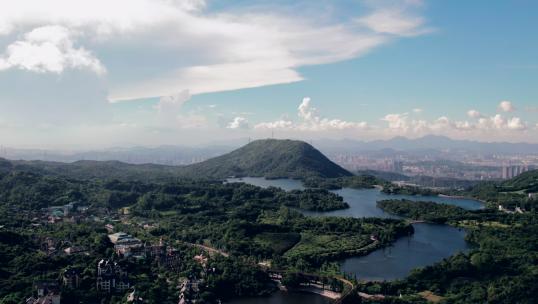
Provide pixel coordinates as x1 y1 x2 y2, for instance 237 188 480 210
305 188 482 219
340 223 469 281
225 178 477 301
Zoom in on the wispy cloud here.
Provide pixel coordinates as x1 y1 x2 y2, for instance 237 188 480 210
357 8 431 36
0 0 431 102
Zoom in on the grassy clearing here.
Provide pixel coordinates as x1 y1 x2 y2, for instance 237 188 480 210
418 291 444 303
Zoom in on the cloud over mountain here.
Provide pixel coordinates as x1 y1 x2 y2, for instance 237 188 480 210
255 97 369 132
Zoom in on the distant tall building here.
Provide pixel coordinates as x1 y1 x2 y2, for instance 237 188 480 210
502 165 529 179
392 160 404 173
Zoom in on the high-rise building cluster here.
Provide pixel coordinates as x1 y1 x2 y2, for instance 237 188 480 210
502 165 530 179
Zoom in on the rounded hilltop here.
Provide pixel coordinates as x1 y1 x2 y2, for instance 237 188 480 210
181 138 352 179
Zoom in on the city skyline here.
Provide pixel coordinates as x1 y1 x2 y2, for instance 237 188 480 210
0 0 537 148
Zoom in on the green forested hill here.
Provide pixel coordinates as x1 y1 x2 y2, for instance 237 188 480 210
500 169 538 192
3 139 351 181
8 159 186 181
445 169 538 207
179 139 351 179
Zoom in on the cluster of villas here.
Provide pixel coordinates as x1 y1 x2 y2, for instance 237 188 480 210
24 199 217 304
25 269 81 304
96 259 131 293
26 238 186 303
42 202 90 224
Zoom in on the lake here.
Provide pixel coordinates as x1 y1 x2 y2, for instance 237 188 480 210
340 222 469 281
225 177 478 301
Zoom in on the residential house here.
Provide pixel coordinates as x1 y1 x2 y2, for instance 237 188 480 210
96 259 130 293
62 268 81 289
108 232 144 257
63 246 87 255
29 280 61 304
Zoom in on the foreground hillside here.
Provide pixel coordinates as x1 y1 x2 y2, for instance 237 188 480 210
2 139 351 181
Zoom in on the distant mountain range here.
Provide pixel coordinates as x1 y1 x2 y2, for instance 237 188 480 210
1 136 537 169
314 135 538 154
0 145 233 165
1 139 351 181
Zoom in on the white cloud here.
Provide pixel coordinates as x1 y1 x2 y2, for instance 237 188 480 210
492 114 505 129
412 108 423 113
227 116 249 129
476 114 527 131
357 8 430 36
0 25 105 74
110 61 303 101
255 97 368 131
0 0 430 102
453 120 474 131
467 109 482 118
507 117 526 130
151 90 207 129
382 108 528 135
498 100 515 112
382 113 409 131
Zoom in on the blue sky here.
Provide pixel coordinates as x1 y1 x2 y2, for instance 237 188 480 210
186 0 538 124
0 0 536 148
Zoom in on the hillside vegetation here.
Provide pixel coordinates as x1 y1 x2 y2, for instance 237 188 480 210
180 139 351 179
449 169 538 209
500 169 538 192
2 139 351 181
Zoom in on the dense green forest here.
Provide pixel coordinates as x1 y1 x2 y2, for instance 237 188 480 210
0 162 408 303
377 199 470 224
381 184 438 196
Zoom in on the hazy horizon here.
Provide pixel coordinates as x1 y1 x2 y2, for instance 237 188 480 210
3 134 538 154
